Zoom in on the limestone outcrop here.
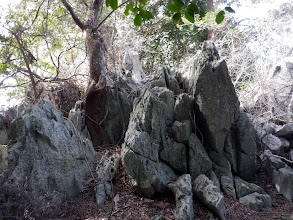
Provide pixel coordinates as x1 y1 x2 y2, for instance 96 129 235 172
2 99 96 208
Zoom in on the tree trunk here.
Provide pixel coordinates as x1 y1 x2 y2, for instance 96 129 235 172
61 0 111 148
206 0 214 40
84 30 111 148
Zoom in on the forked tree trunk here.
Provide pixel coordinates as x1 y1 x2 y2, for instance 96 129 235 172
84 32 111 148
61 0 111 148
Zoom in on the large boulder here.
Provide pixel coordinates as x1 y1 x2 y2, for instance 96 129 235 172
4 99 96 207
193 174 226 220
121 88 177 197
262 134 290 155
272 166 293 202
238 192 272 212
188 41 240 153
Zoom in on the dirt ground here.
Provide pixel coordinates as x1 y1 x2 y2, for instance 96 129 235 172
1 146 293 220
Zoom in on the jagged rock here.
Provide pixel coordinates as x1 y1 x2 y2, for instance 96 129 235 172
238 192 272 211
209 151 236 199
263 122 281 135
95 154 120 209
221 175 236 199
104 78 134 143
172 120 192 144
223 132 237 173
174 93 192 121
193 174 226 220
0 145 8 171
168 174 194 220
234 111 257 180
121 88 176 197
234 176 265 199
168 76 181 95
262 150 286 179
207 171 221 190
249 116 267 144
189 41 240 153
68 101 91 139
5 99 96 207
262 134 290 155
189 133 212 180
122 147 176 197
160 142 187 173
123 51 145 83
276 124 293 140
272 166 293 202
0 130 8 145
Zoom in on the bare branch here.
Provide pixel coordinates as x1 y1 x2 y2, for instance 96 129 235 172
29 0 46 28
61 0 87 30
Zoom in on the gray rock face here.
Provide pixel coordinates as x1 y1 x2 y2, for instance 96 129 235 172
169 174 194 220
121 88 177 197
174 93 192 121
5 99 96 207
272 166 293 202
0 145 8 171
209 151 236 199
68 101 90 139
262 134 290 155
234 111 257 180
172 120 192 144
238 192 272 211
223 132 237 173
104 77 135 144
276 124 293 140
95 154 120 209
193 174 226 220
189 133 213 180
123 51 145 83
189 41 240 153
234 176 265 199
262 150 286 179
160 142 187 173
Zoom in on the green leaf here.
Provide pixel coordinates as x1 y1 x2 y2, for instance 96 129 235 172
166 4 181 13
124 3 134 16
145 11 153 20
183 3 198 23
187 3 199 14
184 10 194 23
225 7 235 13
173 0 184 7
106 0 111 7
216 10 225 24
134 14 142 26
139 9 146 20
132 7 139 14
172 12 181 24
110 0 118 10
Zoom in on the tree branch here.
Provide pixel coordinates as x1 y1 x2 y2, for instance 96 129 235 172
61 0 87 30
95 0 130 30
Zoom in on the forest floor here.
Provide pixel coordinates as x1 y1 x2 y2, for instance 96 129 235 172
45 146 293 220
1 145 293 220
